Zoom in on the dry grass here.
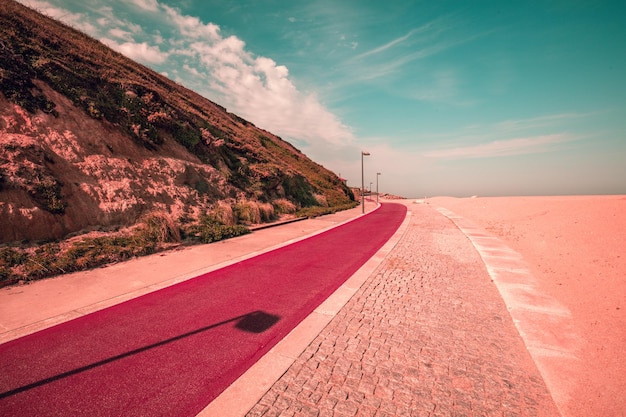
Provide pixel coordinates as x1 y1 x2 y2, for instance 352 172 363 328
272 198 297 214
232 199 277 225
0 209 251 284
210 201 235 226
137 211 181 243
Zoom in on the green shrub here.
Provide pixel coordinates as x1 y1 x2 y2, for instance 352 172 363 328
0 266 15 282
296 201 359 218
0 246 27 267
196 223 249 243
21 243 60 278
173 121 201 149
0 247 26 283
187 214 249 243
33 178 65 214
282 174 318 207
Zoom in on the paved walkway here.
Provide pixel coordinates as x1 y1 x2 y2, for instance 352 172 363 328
0 204 406 417
0 202 377 344
245 202 560 416
1 200 562 416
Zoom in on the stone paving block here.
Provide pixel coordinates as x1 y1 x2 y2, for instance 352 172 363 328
246 205 560 417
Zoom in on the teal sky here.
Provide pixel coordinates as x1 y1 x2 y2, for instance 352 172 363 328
19 0 626 197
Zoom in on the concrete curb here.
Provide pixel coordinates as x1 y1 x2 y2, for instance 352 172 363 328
248 216 308 231
197 208 412 417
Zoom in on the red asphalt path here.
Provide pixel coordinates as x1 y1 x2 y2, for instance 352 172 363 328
0 203 406 417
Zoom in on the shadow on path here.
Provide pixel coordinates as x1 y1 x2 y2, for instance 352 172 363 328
0 311 279 399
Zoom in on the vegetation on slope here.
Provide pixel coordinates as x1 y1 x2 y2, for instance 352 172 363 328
0 1 354 207
0 0 357 284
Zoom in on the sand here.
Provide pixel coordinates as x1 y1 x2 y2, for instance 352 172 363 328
430 195 626 417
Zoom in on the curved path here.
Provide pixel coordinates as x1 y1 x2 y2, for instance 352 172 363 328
246 201 560 417
0 203 406 417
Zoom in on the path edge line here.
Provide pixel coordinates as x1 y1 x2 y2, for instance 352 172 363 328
197 208 412 417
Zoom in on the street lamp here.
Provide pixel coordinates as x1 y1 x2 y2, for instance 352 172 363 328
361 151 370 213
376 172 381 203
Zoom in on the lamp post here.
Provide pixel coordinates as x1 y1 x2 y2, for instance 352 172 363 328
376 172 381 203
361 151 370 213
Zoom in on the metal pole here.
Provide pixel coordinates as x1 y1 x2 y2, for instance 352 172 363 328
361 151 369 213
376 172 381 203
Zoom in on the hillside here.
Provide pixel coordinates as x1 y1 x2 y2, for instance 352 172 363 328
0 0 356 282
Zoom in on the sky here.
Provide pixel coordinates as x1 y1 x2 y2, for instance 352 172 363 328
18 0 626 197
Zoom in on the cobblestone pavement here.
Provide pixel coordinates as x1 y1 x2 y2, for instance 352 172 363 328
246 204 560 417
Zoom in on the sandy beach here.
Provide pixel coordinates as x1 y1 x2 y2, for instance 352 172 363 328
430 195 626 417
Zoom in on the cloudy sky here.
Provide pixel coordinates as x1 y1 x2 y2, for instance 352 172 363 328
19 0 626 197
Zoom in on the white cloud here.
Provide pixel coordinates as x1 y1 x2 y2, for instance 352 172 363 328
93 5 143 36
162 4 220 41
100 38 168 64
338 15 491 103
423 133 572 159
18 0 355 150
353 28 416 60
350 15 451 63
155 5 354 147
130 0 159 12
201 49 353 146
153 32 164 44
182 64 202 77
493 113 595 132
19 0 98 34
108 27 134 41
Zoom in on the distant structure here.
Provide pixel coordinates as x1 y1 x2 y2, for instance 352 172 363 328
350 187 406 201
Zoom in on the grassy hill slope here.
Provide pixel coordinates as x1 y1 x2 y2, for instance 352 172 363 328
0 0 356 283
